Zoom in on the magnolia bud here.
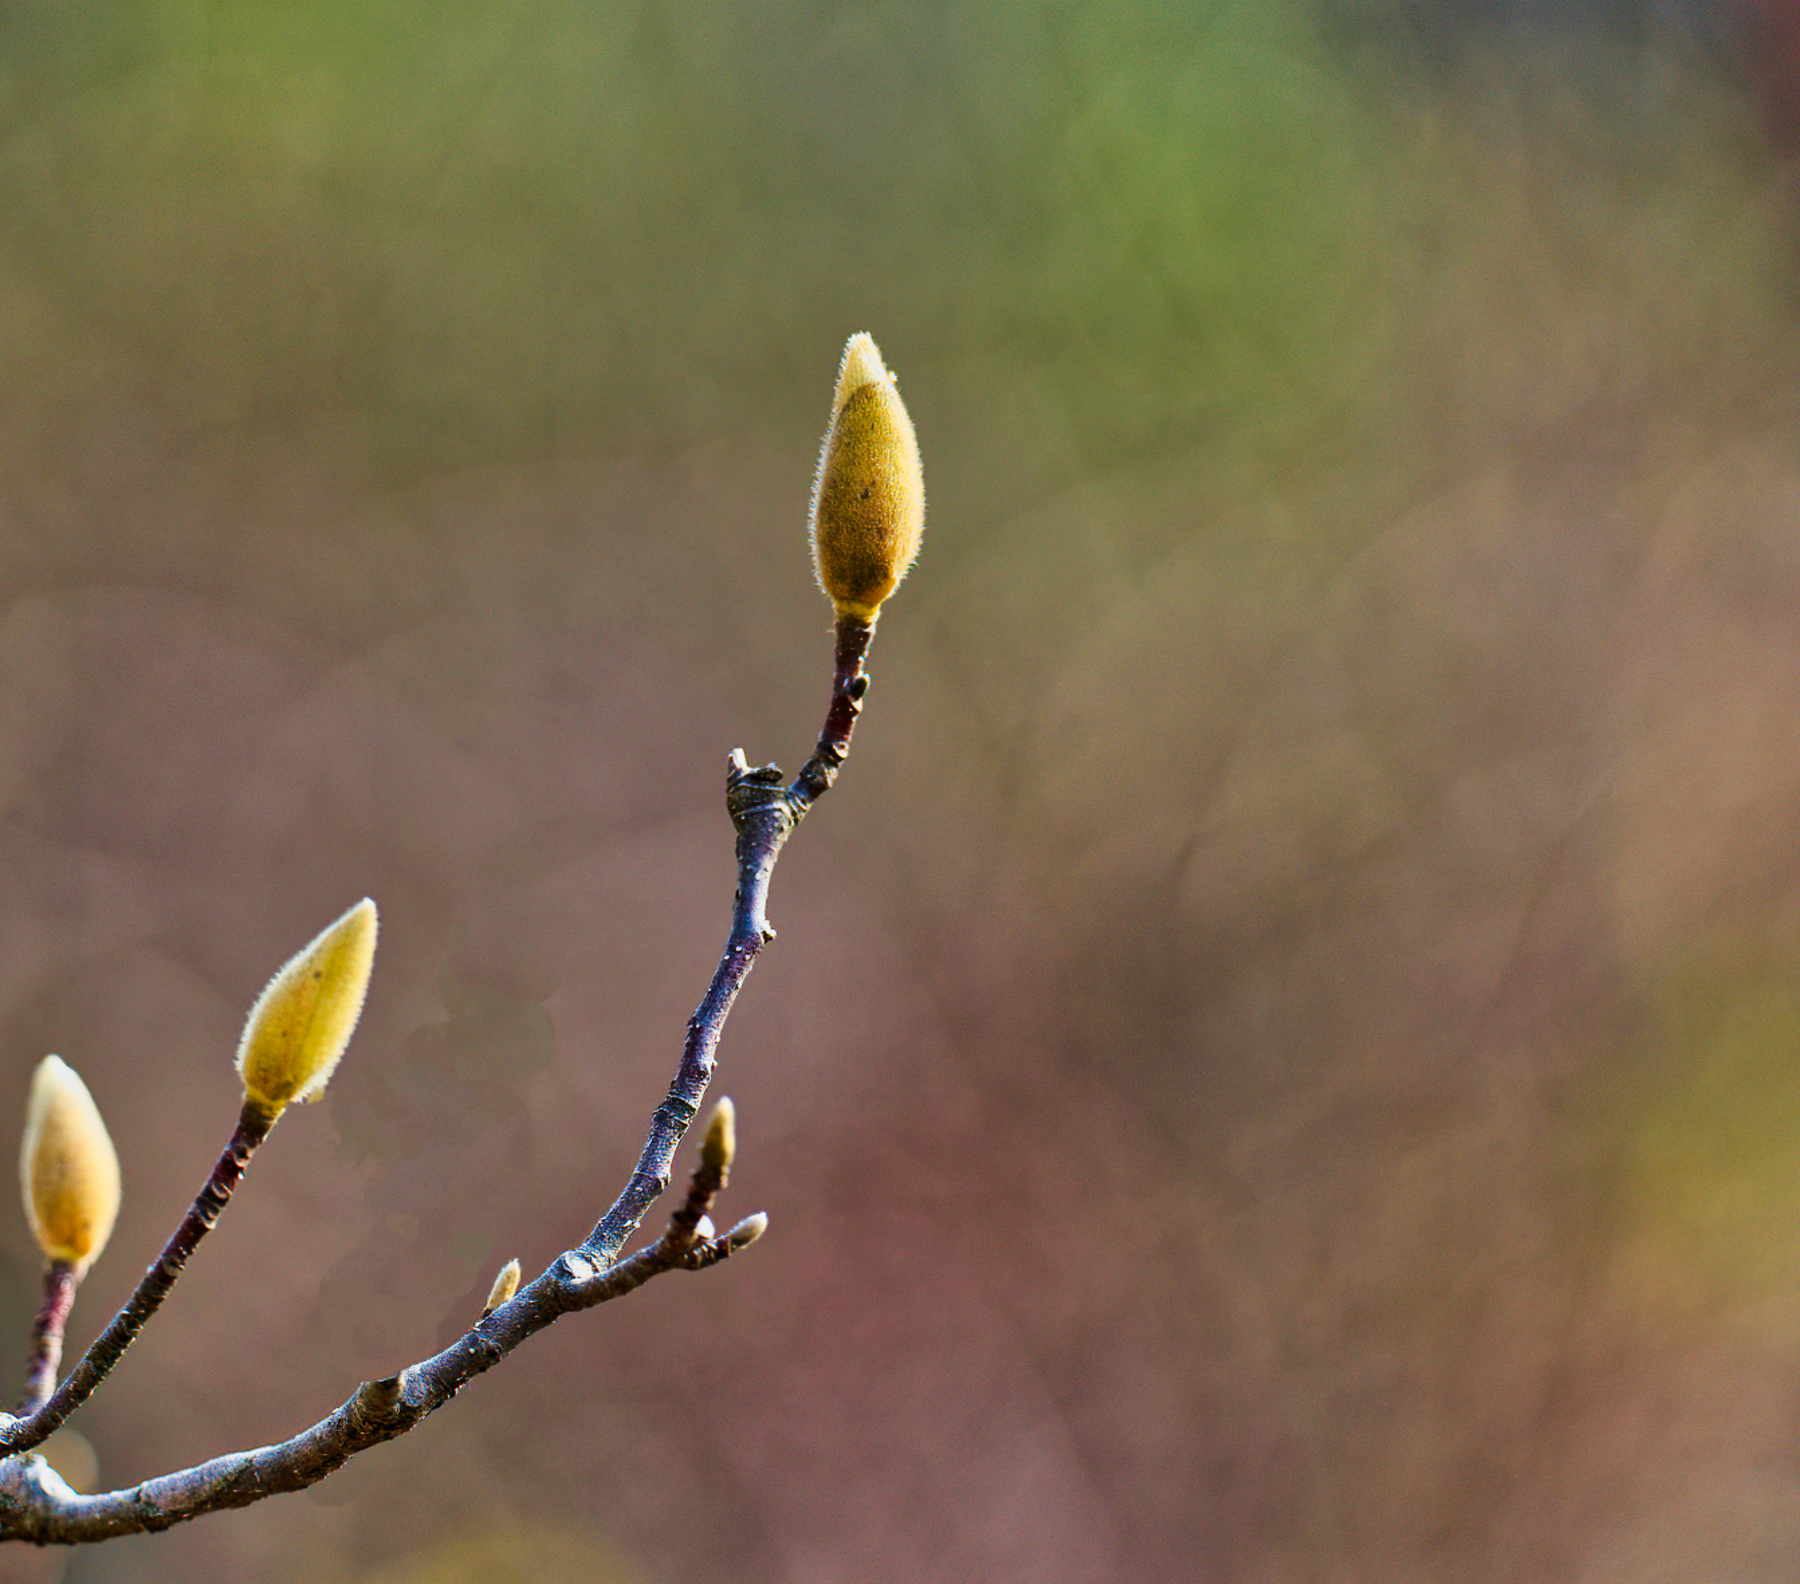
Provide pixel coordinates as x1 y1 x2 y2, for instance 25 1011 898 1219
809 333 925 622
482 1257 521 1317
19 1057 121 1272
701 1095 736 1178
724 1212 768 1251
236 899 378 1119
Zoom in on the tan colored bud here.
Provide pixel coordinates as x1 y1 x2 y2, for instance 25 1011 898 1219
702 1095 736 1178
724 1212 768 1251
236 899 378 1119
20 1057 121 1272
809 333 925 621
482 1257 521 1317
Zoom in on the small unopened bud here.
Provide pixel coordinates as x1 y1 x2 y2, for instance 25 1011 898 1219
19 1057 121 1272
356 1373 405 1419
693 1215 717 1243
236 899 378 1119
702 1095 736 1179
482 1257 521 1317
724 1212 768 1252
809 333 925 622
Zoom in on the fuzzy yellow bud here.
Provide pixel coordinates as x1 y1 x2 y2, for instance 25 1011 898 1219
19 1057 121 1272
235 899 378 1118
481 1257 522 1317
809 332 925 621
702 1095 736 1179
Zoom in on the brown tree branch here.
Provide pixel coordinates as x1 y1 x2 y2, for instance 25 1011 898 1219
0 613 878 1544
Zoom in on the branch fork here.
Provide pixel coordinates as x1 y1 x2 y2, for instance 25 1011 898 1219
0 326 921 1546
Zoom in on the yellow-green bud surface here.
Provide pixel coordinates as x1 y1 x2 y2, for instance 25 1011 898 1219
483 1257 522 1316
702 1095 736 1178
20 1056 120 1271
236 899 378 1118
810 333 925 621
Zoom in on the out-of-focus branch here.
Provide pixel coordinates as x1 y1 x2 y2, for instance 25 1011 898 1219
18 1263 78 1417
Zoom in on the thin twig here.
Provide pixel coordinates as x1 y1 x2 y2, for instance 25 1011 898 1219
0 1212 767 1542
0 1103 274 1458
793 614 875 806
584 612 873 1266
18 1263 79 1416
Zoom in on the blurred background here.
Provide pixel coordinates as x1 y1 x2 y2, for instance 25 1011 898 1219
0 0 1795 1579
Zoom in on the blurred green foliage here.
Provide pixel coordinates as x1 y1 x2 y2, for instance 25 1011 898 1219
1615 959 1800 1320
0 0 1782 522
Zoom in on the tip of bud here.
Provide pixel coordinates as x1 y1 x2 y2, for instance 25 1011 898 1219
831 333 888 416
725 1212 769 1251
19 1056 121 1271
482 1257 522 1317
236 899 379 1118
701 1095 737 1178
810 333 925 622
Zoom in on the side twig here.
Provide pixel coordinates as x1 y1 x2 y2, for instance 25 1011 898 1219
0 1143 767 1542
17 1263 78 1417
0 1104 273 1457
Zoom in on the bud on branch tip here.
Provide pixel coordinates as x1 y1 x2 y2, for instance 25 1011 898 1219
236 900 379 1119
702 1095 736 1178
19 1057 121 1272
809 332 925 622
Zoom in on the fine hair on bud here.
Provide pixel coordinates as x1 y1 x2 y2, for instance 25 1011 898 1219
20 1056 121 1272
236 899 379 1119
809 332 925 622
726 1212 769 1250
483 1258 522 1317
702 1095 736 1177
